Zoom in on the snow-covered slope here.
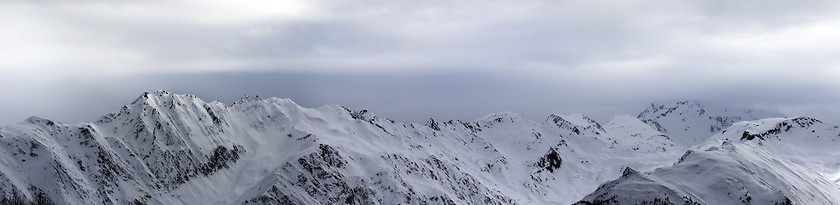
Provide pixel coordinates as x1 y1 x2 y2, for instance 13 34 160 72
637 100 785 147
0 92 244 204
0 92 835 205
576 140 840 204
0 91 686 204
602 115 679 152
709 117 840 184
577 117 840 205
169 107 683 204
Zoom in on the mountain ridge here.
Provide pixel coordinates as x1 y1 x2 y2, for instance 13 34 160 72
0 91 835 205
637 100 786 146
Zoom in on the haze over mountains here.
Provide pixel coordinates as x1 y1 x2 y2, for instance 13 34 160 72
0 91 837 204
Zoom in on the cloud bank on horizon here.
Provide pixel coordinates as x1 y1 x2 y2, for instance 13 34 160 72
1 0 839 125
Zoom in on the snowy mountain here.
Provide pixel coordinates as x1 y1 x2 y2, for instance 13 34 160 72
637 100 785 147
709 117 840 184
575 140 840 204
602 115 679 153
0 92 244 204
576 117 840 205
0 91 836 205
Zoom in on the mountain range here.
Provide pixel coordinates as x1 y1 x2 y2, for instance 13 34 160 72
0 91 837 204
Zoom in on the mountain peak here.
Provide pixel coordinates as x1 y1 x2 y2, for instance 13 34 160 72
425 118 441 131
475 111 526 124
1 91 835 205
547 114 599 126
234 95 263 104
131 90 200 106
23 116 57 126
638 100 704 120
637 100 786 146
714 117 832 142
546 113 605 135
621 167 639 176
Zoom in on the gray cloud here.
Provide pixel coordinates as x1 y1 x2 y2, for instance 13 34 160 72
1 0 839 125
1 71 837 127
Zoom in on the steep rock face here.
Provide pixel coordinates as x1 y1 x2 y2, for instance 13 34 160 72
0 91 245 204
546 114 605 136
579 141 840 205
533 148 562 173
637 101 784 146
95 91 245 190
240 144 379 205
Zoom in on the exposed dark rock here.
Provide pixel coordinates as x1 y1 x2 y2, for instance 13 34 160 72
535 148 562 173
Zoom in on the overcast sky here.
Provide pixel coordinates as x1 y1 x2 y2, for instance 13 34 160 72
1 0 839 126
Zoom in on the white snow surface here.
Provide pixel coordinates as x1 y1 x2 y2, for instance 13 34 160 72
0 92 836 205
602 115 680 152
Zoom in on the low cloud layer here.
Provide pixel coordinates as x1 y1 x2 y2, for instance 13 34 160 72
1 71 837 127
1 0 839 125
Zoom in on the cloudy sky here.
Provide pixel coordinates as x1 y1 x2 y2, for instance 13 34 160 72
1 0 839 126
